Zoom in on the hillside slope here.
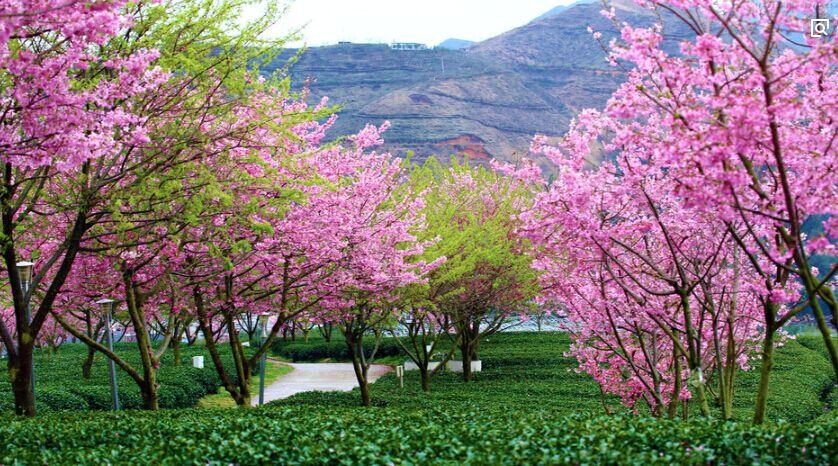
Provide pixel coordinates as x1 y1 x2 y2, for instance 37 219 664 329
268 2 692 166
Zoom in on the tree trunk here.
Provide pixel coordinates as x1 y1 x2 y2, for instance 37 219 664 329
711 322 732 421
233 357 251 407
692 370 711 417
753 327 775 424
718 328 736 421
81 317 105 378
351 350 370 406
419 365 430 392
358 373 370 406
140 379 159 410
461 339 472 382
82 345 96 379
138 344 159 410
196 312 241 404
235 360 252 408
227 315 252 408
185 325 197 346
8 348 35 417
123 269 160 411
172 339 181 366
345 330 370 406
239 388 251 407
667 351 682 419
236 369 253 408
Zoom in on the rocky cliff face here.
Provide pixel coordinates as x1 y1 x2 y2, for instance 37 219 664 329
266 2 691 167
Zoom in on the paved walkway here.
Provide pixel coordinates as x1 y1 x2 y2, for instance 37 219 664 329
254 362 392 405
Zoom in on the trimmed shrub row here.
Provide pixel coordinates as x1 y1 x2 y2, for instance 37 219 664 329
0 407 834 465
0 343 246 412
271 338 403 361
0 332 834 464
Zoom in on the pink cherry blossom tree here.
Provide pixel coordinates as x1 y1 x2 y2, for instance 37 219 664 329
2 0 303 414
313 123 436 406
525 129 766 418
52 253 122 378
527 0 835 423
0 0 163 416
179 93 346 407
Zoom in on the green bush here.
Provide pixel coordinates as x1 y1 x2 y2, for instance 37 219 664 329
731 337 835 423
0 407 834 465
0 331 834 464
34 388 88 412
0 343 246 412
271 337 402 361
795 335 838 361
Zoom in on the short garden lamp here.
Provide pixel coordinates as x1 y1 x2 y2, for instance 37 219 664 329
96 298 120 411
258 314 270 333
16 261 36 399
257 314 270 406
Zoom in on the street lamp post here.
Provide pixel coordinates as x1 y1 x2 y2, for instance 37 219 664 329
16 261 35 402
258 315 269 406
96 298 120 410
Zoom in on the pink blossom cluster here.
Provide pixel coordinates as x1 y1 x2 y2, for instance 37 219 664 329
0 0 165 171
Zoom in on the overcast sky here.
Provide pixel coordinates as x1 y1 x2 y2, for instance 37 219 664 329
252 0 575 47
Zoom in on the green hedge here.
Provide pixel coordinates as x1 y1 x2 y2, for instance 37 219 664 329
0 342 247 412
0 332 834 464
271 337 403 361
0 407 834 465
796 335 838 367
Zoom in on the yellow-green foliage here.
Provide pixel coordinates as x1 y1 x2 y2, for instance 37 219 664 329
405 157 540 310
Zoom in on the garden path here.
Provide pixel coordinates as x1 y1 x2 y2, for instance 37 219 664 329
254 362 392 405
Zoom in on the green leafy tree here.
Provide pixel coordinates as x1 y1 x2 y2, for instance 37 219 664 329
407 158 540 382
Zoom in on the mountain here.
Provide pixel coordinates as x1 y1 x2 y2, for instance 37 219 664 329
437 38 475 50
470 0 687 68
533 0 596 22
534 5 569 21
266 2 692 168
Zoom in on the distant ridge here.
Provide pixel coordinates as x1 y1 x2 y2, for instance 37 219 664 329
437 38 475 50
533 0 596 22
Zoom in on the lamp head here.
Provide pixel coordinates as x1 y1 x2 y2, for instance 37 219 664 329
96 298 115 314
15 261 34 284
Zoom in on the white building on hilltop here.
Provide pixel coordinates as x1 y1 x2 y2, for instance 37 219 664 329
390 42 427 51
